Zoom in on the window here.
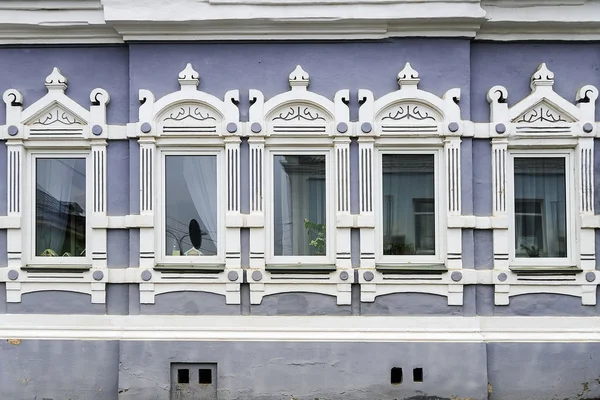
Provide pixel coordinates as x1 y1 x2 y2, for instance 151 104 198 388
160 152 222 263
35 157 87 258
378 152 440 263
273 154 327 257
267 150 332 266
513 156 568 260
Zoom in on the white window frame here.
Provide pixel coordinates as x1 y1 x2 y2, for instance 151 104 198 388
155 148 226 267
507 150 576 268
487 63 598 305
26 150 93 267
265 147 335 267
374 148 445 266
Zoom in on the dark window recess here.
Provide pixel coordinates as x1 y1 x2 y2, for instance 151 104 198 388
391 367 403 384
413 367 423 382
177 369 190 384
199 369 212 384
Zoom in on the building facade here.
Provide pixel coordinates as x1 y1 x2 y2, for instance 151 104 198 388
1 1 600 399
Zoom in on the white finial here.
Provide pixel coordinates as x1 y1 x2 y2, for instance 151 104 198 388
45 67 67 92
289 65 309 90
531 63 554 90
397 62 420 87
178 63 199 89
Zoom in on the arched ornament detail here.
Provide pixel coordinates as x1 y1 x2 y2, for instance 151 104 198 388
249 65 349 135
359 62 461 136
138 63 239 136
3 67 109 139
487 63 598 136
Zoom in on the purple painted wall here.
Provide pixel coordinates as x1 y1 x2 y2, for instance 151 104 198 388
0 40 598 316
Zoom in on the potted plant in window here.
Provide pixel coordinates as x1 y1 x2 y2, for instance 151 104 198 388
304 218 326 255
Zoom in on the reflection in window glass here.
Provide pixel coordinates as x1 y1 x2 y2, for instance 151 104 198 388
36 158 86 257
514 157 567 258
273 155 326 256
382 154 435 256
165 155 218 256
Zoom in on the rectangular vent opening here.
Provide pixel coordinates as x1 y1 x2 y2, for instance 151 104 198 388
199 369 212 384
177 369 190 384
391 367 403 384
413 367 423 382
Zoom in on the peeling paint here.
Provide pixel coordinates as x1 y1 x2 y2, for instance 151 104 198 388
7 339 20 345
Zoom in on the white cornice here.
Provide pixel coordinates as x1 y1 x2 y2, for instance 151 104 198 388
0 0 598 43
1 315 599 342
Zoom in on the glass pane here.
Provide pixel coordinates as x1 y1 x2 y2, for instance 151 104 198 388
273 155 326 256
514 157 567 258
165 155 218 256
36 158 86 257
382 154 435 256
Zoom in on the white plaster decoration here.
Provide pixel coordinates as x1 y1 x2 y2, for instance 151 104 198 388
135 63 242 304
7 1 600 42
1 67 113 304
4 314 600 342
358 62 464 305
247 65 353 304
487 63 599 305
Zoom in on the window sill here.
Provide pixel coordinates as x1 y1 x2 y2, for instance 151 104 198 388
22 265 92 272
509 266 582 276
154 264 226 273
375 264 447 275
265 264 336 274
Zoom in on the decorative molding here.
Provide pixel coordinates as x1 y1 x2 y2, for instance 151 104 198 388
6 1 600 42
247 65 352 300
359 62 460 136
135 63 242 302
487 63 598 305
2 314 600 342
357 63 463 302
1 67 112 304
3 67 110 140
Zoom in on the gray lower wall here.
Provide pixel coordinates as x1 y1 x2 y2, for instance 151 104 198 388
0 340 120 400
2 340 599 400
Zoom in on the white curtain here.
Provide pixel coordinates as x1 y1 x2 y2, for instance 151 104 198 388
273 158 293 255
36 159 77 255
183 156 218 248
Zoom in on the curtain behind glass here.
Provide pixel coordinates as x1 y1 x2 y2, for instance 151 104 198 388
36 158 86 256
382 154 435 256
274 155 326 256
165 155 218 256
514 157 566 258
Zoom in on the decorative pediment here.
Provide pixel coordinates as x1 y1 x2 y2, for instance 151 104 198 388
249 65 349 136
359 63 461 136
157 102 221 134
377 102 442 123
488 63 598 136
138 63 239 136
512 100 574 124
3 67 109 139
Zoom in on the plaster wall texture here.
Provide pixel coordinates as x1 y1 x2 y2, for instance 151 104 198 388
0 40 598 316
118 341 488 400
1 339 599 400
0 340 119 400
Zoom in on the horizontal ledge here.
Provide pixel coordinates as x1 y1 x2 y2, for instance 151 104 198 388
376 264 448 274
509 266 582 276
22 265 92 272
265 264 336 274
1 315 600 342
154 264 226 273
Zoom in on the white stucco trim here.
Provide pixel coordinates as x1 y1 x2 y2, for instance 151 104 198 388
0 314 599 342
1 0 600 42
357 63 465 305
487 63 598 306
